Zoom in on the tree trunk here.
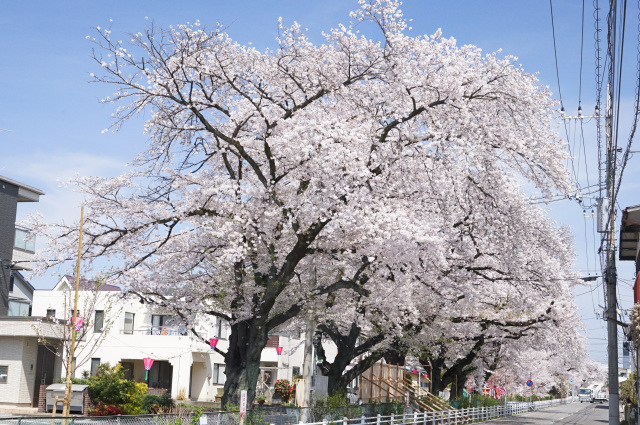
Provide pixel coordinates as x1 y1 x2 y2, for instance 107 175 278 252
450 368 467 401
317 323 386 397
326 346 356 396
426 358 445 395
221 318 269 406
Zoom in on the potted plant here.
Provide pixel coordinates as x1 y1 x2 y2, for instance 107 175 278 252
256 395 267 405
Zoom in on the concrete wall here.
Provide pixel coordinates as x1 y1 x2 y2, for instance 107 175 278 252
0 180 18 316
0 336 38 406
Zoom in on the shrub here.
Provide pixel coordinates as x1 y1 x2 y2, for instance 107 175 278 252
274 379 294 404
311 390 363 421
143 393 175 413
120 381 148 414
89 402 124 416
86 362 148 414
454 393 500 408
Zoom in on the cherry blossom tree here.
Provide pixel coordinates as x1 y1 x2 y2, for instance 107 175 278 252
30 0 574 405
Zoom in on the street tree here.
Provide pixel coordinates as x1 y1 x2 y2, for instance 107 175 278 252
33 277 118 380
30 0 572 404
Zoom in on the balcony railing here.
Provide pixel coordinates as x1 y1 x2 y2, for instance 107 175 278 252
120 326 189 336
14 226 35 252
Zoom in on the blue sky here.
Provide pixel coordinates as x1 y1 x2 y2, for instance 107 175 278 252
1 1 638 365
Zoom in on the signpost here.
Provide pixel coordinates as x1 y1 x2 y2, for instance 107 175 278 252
240 390 247 425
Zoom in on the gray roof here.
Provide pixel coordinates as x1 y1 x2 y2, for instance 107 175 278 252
64 275 121 292
0 174 45 202
11 270 35 292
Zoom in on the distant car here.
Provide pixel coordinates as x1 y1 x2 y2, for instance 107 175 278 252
593 390 608 403
578 388 593 403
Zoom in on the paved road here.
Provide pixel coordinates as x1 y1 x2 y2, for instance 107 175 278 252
484 402 610 424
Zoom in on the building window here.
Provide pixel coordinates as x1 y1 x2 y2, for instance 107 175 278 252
213 364 225 384
120 362 134 380
124 312 135 334
0 366 7 384
9 276 14 292
94 311 104 333
151 314 176 334
151 314 173 327
46 309 55 319
214 318 228 339
90 358 100 376
8 301 30 316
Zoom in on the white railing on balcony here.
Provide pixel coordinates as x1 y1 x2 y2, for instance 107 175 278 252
120 326 189 336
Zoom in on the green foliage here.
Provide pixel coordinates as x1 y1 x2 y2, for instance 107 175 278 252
621 372 637 404
454 394 499 408
311 390 363 421
222 403 239 412
365 401 405 416
189 407 204 425
170 407 203 425
120 381 148 414
245 409 265 425
144 393 176 413
86 363 148 414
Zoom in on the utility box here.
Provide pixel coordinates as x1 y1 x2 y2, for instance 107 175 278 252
45 384 88 413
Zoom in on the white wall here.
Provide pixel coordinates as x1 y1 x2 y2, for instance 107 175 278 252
0 336 38 407
31 287 311 402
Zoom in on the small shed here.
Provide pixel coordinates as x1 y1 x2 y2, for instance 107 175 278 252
45 384 88 414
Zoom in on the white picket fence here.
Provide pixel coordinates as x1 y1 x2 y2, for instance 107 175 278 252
297 399 565 425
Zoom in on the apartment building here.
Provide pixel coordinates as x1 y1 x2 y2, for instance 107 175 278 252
0 174 44 316
31 275 307 402
0 175 60 409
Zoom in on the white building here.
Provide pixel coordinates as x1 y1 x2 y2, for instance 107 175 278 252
30 276 308 403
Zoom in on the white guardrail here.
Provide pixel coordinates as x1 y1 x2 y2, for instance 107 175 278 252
297 399 566 425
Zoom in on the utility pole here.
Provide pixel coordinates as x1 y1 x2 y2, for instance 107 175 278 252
605 5 620 415
300 263 316 423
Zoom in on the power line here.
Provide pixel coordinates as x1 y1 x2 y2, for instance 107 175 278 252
580 0 586 109
549 0 565 108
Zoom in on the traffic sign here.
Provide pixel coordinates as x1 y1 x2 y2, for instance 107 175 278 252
526 380 533 387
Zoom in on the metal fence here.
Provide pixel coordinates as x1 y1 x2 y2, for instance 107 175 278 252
293 399 564 425
0 399 566 425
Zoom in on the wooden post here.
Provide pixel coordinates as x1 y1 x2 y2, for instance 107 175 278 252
370 363 374 403
377 363 381 403
51 395 58 425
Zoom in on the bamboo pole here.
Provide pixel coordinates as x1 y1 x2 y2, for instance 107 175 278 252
62 206 84 420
